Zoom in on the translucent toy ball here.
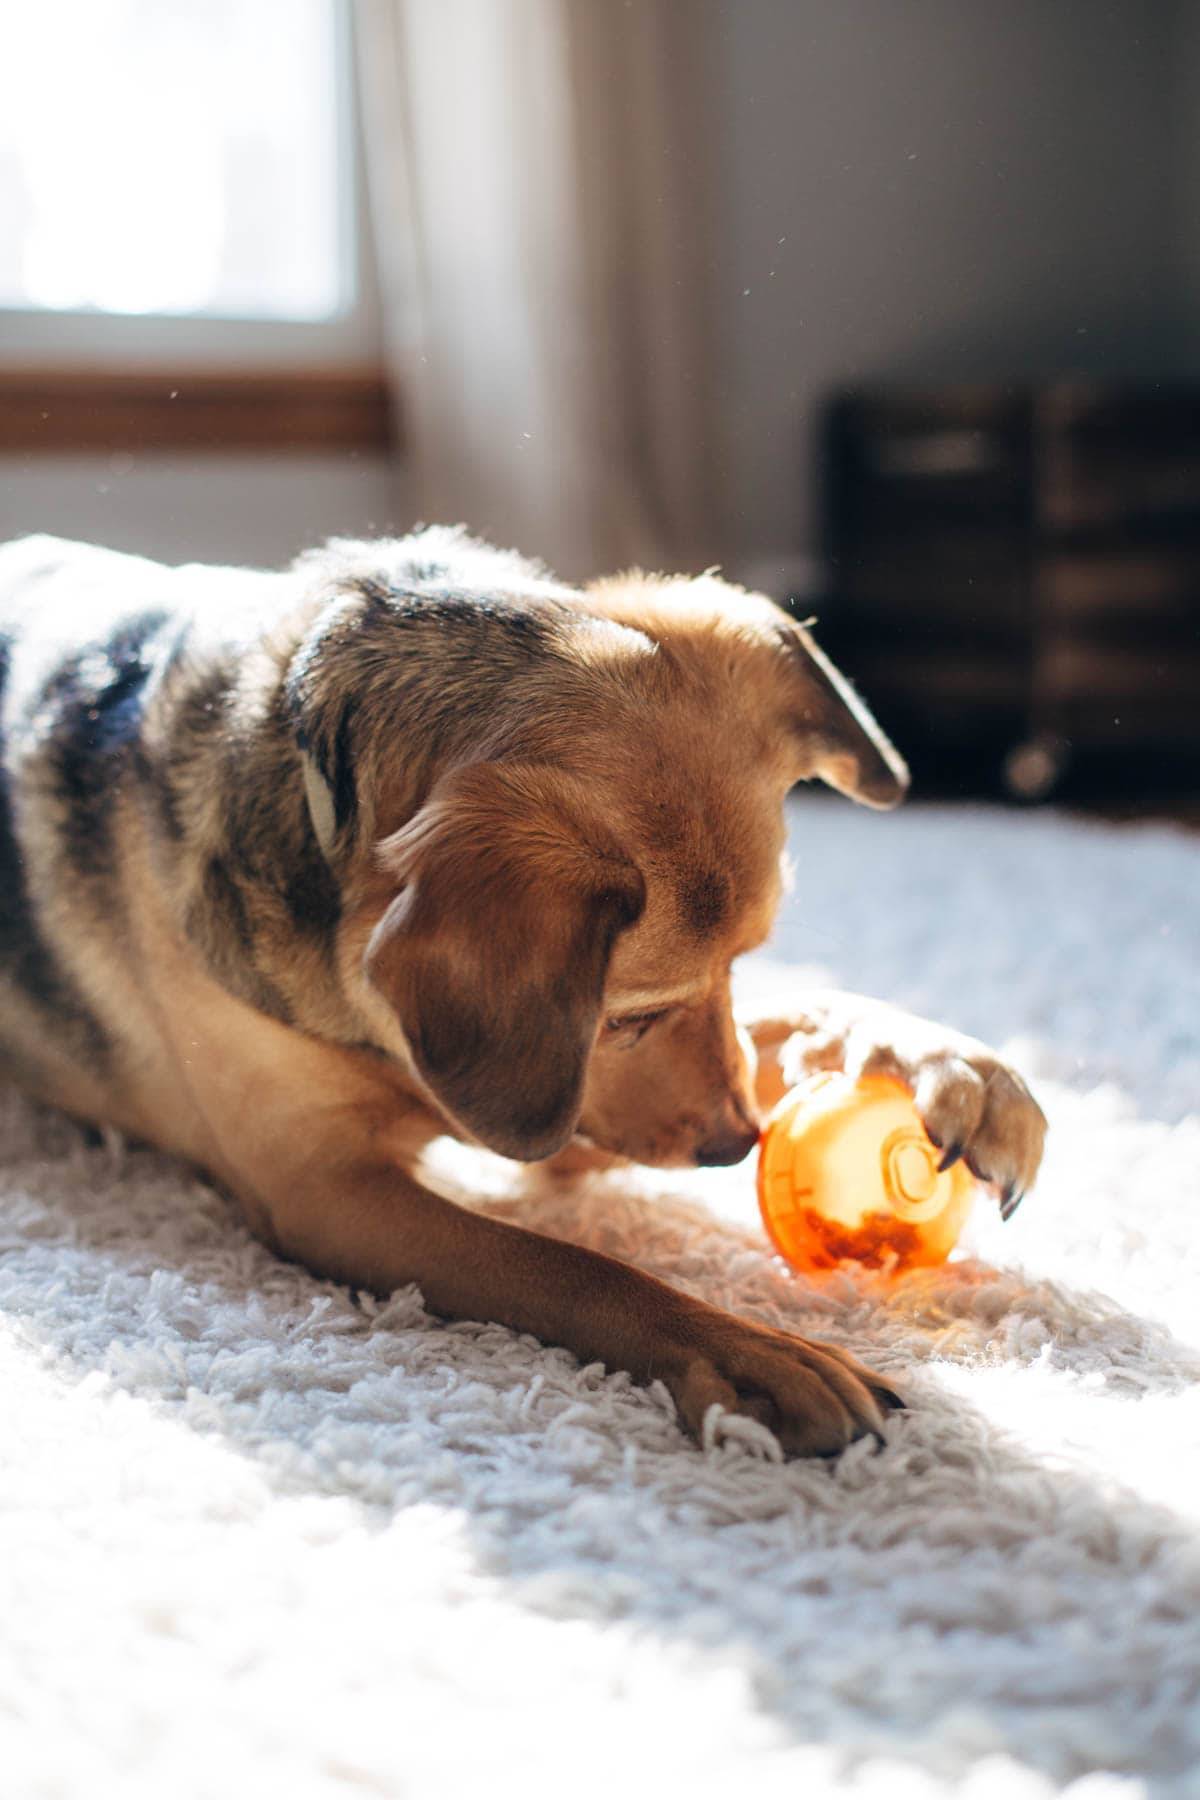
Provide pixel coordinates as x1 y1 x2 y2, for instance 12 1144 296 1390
757 1071 978 1272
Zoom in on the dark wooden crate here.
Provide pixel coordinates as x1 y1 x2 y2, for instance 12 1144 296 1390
824 383 1200 790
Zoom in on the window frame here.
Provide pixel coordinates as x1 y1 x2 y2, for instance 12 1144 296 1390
0 0 392 455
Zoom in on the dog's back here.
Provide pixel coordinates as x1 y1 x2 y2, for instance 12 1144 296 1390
0 536 296 1128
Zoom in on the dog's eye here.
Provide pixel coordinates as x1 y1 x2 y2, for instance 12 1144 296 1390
603 1008 668 1045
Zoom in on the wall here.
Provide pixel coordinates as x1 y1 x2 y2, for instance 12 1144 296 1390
0 453 409 570
1168 0 1200 357
5 4 1193 581
707 0 1182 571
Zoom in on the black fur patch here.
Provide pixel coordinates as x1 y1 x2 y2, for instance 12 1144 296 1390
40 610 173 882
385 590 556 647
281 854 342 941
0 634 112 1065
190 855 294 1025
329 703 356 834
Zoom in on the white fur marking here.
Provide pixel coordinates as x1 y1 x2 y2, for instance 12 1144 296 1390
302 754 337 860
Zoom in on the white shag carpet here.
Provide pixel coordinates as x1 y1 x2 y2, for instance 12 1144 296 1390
2 794 1200 1800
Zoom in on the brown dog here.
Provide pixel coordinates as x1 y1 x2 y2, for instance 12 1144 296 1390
0 529 1046 1455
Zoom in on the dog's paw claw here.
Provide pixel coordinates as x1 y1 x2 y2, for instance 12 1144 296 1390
872 1383 907 1413
1000 1183 1024 1222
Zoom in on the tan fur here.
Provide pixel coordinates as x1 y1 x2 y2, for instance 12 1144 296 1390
0 531 1046 1457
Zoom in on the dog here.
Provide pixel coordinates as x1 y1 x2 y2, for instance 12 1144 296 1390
0 528 1046 1456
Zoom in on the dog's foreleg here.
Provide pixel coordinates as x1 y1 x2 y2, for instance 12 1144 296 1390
255 1148 899 1456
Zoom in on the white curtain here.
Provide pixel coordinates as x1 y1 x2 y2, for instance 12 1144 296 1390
353 0 719 581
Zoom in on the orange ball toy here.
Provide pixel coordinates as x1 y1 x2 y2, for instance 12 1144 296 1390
757 1072 977 1272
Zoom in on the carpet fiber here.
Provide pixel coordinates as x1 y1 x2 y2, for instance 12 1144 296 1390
2 795 1199 1799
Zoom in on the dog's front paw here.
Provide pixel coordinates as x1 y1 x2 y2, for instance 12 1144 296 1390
895 1045 1047 1221
666 1305 904 1457
771 1001 1047 1220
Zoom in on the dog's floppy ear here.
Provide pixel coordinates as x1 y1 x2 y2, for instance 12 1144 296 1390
779 620 910 809
365 763 645 1161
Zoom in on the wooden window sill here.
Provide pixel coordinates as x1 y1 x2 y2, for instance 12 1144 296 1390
0 366 398 455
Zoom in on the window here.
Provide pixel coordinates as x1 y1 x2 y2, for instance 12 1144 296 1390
0 0 390 453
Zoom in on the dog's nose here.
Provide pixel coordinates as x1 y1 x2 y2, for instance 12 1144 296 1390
694 1122 761 1167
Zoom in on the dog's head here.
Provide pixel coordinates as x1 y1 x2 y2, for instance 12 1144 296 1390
315 557 908 1166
